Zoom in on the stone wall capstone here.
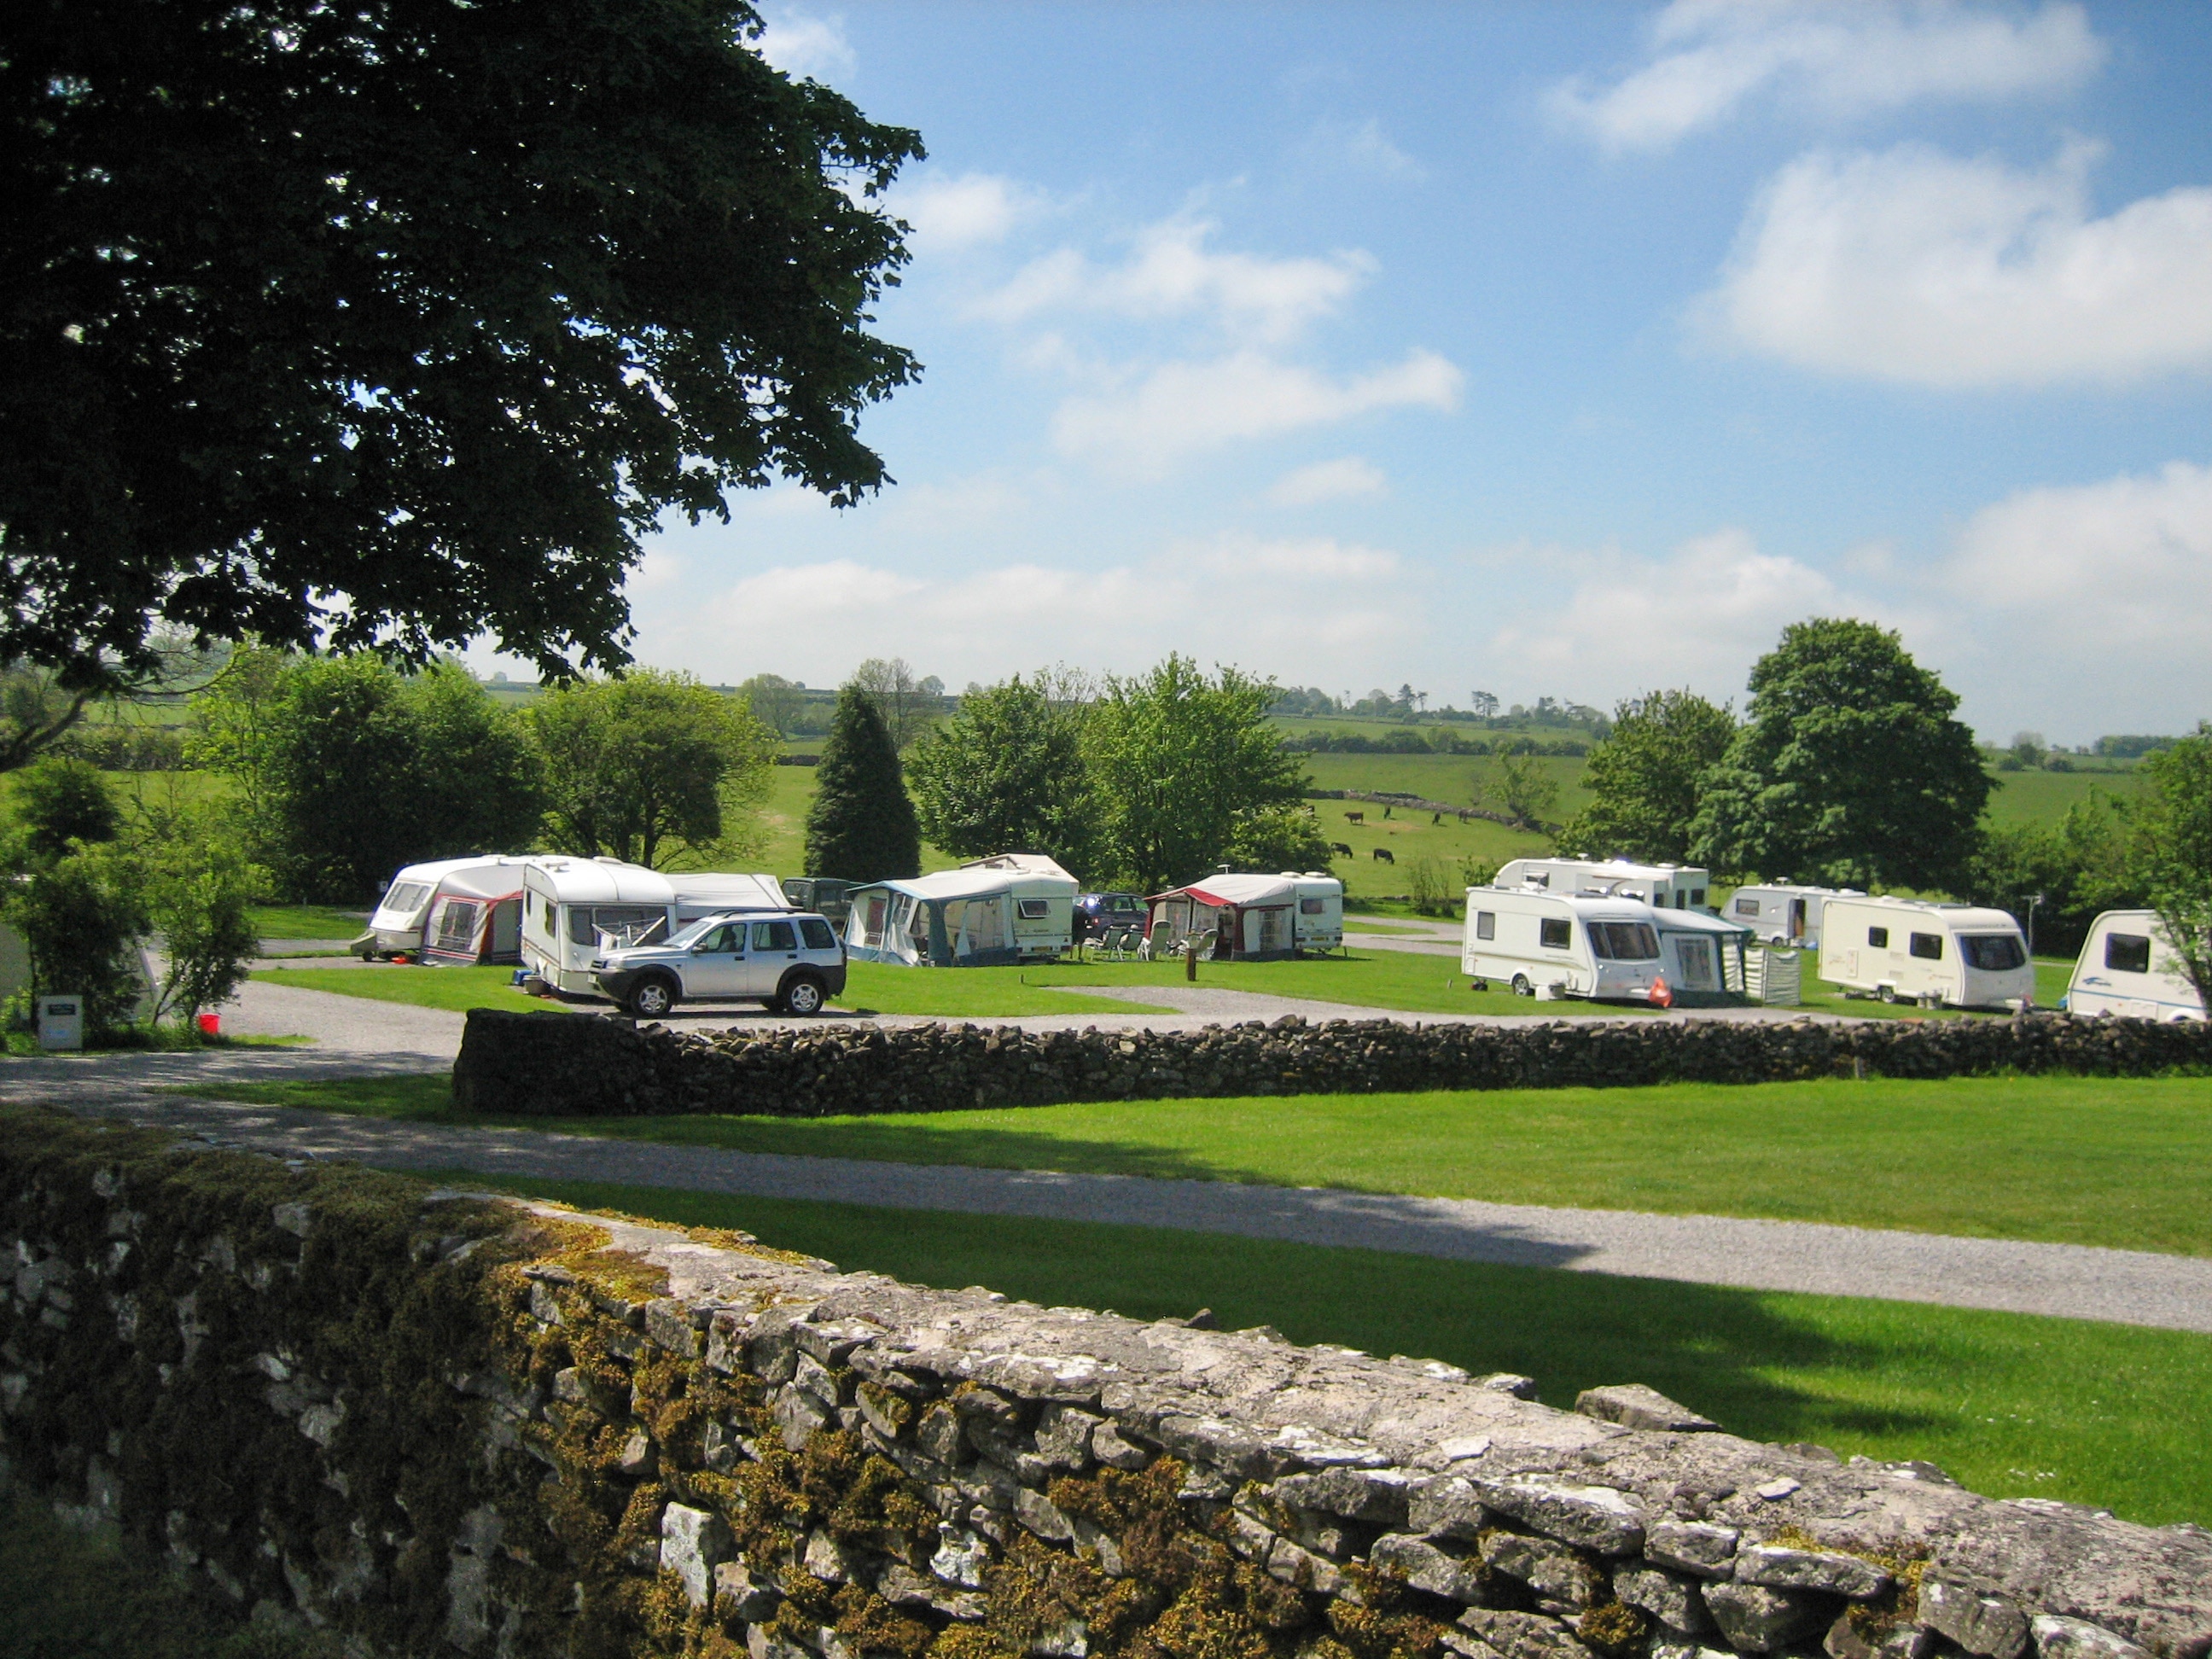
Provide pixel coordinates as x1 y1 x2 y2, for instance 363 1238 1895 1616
6 1105 2209 1659
450 1008 2212 1119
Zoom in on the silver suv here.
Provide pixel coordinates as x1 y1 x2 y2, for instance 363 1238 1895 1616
591 911 846 1018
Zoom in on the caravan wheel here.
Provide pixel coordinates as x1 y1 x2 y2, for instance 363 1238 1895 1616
1511 974 1534 997
1878 983 1897 1004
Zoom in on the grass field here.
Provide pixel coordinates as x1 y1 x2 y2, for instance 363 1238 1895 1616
251 904 368 939
196 1070 2212 1257
414 1171 2212 1525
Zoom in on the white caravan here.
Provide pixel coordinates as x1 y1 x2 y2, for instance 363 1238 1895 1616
520 858 789 994
1817 896 2034 1010
1144 872 1344 960
360 856 507 958
1721 884 1862 950
1461 887 1670 1002
2065 911 2205 1022
1494 858 1714 912
845 853 1078 967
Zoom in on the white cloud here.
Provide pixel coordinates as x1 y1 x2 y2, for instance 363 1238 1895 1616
1266 456 1388 506
1947 460 2212 664
680 547 1414 684
754 10 854 81
1306 117 1425 180
900 173 1041 250
1698 140 2212 387
1051 350 1462 474
1484 527 1841 698
981 218 1375 345
1189 532 1399 581
1552 0 2102 152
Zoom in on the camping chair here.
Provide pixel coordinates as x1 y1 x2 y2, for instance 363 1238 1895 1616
1106 926 1132 960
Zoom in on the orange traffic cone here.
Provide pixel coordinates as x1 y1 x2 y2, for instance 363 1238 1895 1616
1648 974 1674 1009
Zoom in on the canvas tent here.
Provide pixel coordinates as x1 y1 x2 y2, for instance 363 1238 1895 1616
844 854 1078 967
1650 906 1754 1002
1145 872 1343 961
417 858 536 966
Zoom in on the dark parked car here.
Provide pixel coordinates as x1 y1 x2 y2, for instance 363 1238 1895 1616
780 877 852 929
1075 891 1147 942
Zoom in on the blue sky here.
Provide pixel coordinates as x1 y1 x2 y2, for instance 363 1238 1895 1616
493 2 2212 744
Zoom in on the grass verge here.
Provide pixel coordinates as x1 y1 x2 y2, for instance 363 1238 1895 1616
426 1171 2212 1527
249 905 369 940
173 1071 2212 1257
0 1487 337 1658
4 1027 310 1057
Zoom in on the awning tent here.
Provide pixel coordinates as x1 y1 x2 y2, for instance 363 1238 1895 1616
844 856 1078 967
418 859 534 965
1145 873 1319 962
1650 907 1755 1001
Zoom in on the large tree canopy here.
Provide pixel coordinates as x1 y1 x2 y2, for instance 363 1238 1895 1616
1690 618 1991 891
905 672 1094 876
1555 688 1736 864
2 0 923 684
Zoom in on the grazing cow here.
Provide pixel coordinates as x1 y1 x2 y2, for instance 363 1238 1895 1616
1345 810 1365 824
1330 841 1353 859
1373 847 1395 864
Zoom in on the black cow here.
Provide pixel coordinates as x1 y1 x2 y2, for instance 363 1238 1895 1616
1372 847 1395 864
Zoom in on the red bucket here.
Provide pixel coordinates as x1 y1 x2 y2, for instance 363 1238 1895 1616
196 1012 221 1037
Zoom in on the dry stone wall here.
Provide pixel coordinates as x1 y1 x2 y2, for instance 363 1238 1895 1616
452 1009 2212 1119
4 1107 2209 1659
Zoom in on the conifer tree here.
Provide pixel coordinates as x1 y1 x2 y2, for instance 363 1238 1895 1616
805 687 921 882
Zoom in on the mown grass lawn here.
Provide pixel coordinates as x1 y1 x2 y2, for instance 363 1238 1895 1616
1052 947 1653 1017
252 961 1160 1019
180 1071 2212 1257
425 1172 2212 1527
251 904 370 940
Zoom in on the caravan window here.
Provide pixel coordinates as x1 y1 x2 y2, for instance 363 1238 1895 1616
380 882 431 917
1733 897 1761 917
1689 889 1706 906
568 905 666 948
1908 932 1944 961
1476 911 1495 940
1868 926 1889 948
1017 899 1051 920
2104 933 2152 975
1539 917 1570 950
1300 898 1326 915
1961 934 2025 971
1589 922 1660 961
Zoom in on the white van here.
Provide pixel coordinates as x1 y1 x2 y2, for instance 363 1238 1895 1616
1462 888 1668 1002
1494 858 1714 912
2065 911 2205 1022
1722 884 1861 950
1818 896 2034 1010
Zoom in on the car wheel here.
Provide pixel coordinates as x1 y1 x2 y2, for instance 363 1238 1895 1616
627 977 677 1019
781 975 827 1016
1511 974 1533 997
1878 983 1897 1004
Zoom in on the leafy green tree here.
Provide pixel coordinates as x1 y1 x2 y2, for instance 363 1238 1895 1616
129 806 264 1028
193 652 541 900
1475 753 1560 832
805 687 921 882
2 0 922 687
529 671 776 869
8 756 121 863
4 845 148 1036
1690 619 1991 889
1224 806 1334 875
1083 656 1307 891
1556 689 1736 862
739 674 808 740
2132 724 2212 1011
906 674 1093 875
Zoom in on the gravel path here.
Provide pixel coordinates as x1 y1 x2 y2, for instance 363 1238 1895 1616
10 1053 2209 1335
